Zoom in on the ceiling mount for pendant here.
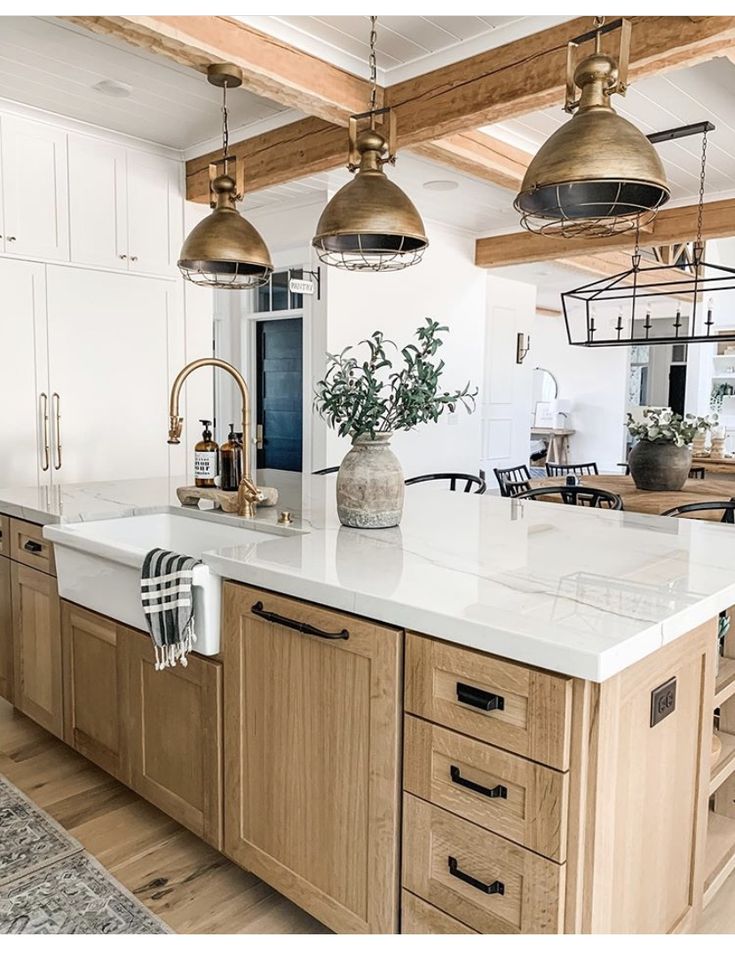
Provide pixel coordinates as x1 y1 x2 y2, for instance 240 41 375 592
178 64 273 290
312 16 428 272
515 17 670 239
561 122 735 347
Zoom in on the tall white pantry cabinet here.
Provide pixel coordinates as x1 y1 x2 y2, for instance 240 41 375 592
0 106 214 490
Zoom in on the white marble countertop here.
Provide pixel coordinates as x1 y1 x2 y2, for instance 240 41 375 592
3 473 735 681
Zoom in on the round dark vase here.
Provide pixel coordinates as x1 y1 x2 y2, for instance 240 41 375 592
627 440 692 491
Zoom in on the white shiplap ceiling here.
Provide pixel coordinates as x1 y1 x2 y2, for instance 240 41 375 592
485 57 735 206
0 16 295 150
235 15 572 84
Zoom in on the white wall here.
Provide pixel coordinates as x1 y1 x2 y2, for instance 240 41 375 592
321 223 486 478
531 310 628 472
480 274 536 476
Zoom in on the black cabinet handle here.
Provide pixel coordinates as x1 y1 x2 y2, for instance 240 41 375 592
450 765 507 800
251 601 349 640
448 856 504 895
23 540 43 554
456 681 504 712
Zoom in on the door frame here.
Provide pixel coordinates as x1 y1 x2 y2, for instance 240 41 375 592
240 259 313 475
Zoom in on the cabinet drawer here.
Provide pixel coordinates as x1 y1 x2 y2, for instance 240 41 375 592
402 794 564 934
405 634 572 770
0 515 9 557
404 716 568 862
10 519 55 576
401 890 477 934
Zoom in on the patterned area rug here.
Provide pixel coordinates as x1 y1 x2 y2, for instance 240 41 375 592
0 775 170 935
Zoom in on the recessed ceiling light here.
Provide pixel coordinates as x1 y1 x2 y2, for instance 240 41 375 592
93 79 133 98
423 179 459 192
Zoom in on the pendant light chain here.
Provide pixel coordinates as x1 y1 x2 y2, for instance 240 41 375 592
221 81 230 171
368 15 378 122
694 127 708 264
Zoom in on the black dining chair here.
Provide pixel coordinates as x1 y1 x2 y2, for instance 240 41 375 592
514 485 623 510
661 499 735 524
312 466 340 475
689 466 706 480
404 472 486 494
494 465 531 498
545 461 599 477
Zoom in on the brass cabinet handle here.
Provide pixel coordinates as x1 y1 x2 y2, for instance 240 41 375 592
130 255 138 262
119 254 127 260
7 235 16 242
40 393 50 471
52 393 62 470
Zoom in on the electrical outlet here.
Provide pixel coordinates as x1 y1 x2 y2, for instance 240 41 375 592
650 676 677 727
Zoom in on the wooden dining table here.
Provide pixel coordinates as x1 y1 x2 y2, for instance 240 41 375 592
530 473 735 517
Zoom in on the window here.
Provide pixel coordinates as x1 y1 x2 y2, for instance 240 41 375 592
254 269 303 313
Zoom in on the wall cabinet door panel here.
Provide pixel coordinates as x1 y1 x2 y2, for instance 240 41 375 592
0 556 13 703
126 151 181 277
120 625 223 848
61 603 125 779
1 115 69 261
11 562 62 738
0 258 48 488
68 134 127 270
223 582 402 934
45 267 173 483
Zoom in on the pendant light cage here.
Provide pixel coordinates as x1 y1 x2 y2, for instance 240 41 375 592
178 64 273 290
515 18 670 239
561 124 735 347
312 16 428 273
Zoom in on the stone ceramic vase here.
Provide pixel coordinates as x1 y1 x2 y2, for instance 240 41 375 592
336 432 405 529
627 440 692 492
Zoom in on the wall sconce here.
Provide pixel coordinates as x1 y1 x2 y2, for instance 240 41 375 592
516 332 531 364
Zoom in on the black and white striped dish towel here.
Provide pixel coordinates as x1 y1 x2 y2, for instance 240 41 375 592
140 548 202 669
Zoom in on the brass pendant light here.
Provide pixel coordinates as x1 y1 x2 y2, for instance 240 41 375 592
178 64 273 289
312 17 428 272
515 18 670 238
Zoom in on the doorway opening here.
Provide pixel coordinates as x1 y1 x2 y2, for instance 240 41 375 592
255 317 303 472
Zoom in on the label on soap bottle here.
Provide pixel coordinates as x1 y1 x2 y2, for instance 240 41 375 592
194 451 217 479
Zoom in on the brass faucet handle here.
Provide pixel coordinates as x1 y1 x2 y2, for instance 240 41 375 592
168 415 184 445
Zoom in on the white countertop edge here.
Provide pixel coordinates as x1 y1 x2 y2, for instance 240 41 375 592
203 552 683 682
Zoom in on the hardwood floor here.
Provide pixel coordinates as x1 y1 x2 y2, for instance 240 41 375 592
2 696 734 934
0 699 328 934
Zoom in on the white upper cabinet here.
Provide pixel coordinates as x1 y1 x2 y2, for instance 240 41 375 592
126 151 182 277
68 135 127 270
0 115 69 262
68 132 182 278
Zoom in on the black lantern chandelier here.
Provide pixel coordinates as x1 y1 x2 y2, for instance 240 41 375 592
561 122 735 347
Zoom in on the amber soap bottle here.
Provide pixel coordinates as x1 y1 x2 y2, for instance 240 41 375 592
194 419 219 487
220 423 243 491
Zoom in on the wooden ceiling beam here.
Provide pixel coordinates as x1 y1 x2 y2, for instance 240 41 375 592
475 198 735 268
412 132 528 191
64 15 372 124
385 15 735 146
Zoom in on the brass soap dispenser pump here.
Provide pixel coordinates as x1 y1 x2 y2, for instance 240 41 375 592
194 419 219 488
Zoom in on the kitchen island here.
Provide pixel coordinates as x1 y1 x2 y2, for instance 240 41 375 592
1 473 734 933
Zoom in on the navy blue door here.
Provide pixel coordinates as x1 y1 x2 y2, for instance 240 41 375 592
256 318 303 472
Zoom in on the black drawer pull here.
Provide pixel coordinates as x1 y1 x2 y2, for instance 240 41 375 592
23 539 43 554
448 856 504 895
450 765 507 800
251 601 349 640
456 681 504 712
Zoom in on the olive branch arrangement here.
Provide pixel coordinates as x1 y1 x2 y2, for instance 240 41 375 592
314 318 477 439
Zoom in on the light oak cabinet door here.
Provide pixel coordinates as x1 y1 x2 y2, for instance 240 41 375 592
119 625 223 848
61 603 125 779
0 555 13 703
223 582 402 934
11 562 63 738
